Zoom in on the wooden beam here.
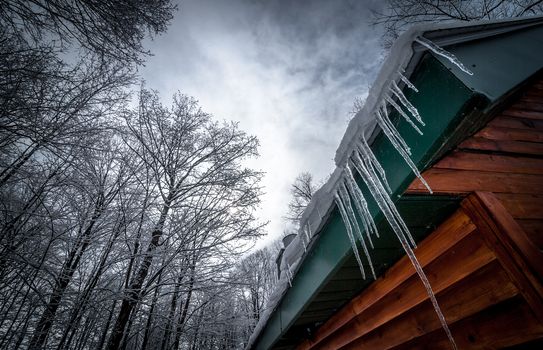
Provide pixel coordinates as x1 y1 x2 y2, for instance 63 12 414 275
317 234 497 349
494 193 543 220
298 211 476 349
489 115 543 130
389 297 543 350
458 137 543 156
474 125 543 142
501 109 543 120
517 219 543 249
433 151 543 175
407 169 543 195
461 192 543 322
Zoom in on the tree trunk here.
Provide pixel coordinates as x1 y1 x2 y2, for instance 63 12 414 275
160 272 184 350
171 264 195 350
28 204 102 350
56 222 120 350
105 202 170 350
96 299 118 350
141 269 163 350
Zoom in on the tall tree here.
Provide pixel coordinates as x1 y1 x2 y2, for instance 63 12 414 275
105 89 263 350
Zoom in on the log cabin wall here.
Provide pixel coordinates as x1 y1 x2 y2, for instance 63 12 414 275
296 77 543 349
407 75 543 250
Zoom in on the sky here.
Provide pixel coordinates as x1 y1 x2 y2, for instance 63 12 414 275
141 0 385 246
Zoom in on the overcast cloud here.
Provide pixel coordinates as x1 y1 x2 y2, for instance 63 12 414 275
140 0 385 246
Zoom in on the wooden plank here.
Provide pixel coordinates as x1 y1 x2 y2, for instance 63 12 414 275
314 232 496 350
389 297 543 350
502 109 543 121
299 211 476 349
433 151 543 175
494 193 543 220
341 261 519 350
458 137 543 156
517 219 543 249
461 192 543 323
475 125 543 142
407 169 543 195
511 102 543 113
489 115 543 130
518 95 543 104
525 89 543 97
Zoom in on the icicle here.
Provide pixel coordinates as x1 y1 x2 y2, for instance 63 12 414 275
349 150 458 350
300 231 307 253
344 166 379 240
390 80 425 126
306 222 312 239
351 150 417 249
335 194 366 279
286 263 293 287
339 183 376 279
359 135 392 194
385 95 423 135
377 106 412 156
398 72 418 92
376 108 433 194
415 36 473 76
304 224 311 244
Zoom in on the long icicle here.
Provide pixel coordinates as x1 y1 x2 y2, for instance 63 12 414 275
286 263 293 287
360 134 392 194
341 178 375 247
344 166 379 240
376 108 433 194
385 95 423 135
398 71 418 92
349 150 457 350
390 80 425 126
339 183 376 279
300 230 307 253
378 102 412 155
353 149 416 249
335 194 366 280
304 224 311 244
415 36 474 76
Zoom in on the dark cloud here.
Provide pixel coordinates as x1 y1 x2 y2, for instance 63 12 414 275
141 0 385 242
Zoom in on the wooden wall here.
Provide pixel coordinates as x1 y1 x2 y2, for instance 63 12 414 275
408 76 543 250
296 77 543 349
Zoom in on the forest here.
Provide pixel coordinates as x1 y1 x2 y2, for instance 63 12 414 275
0 1 278 349
2 1 543 350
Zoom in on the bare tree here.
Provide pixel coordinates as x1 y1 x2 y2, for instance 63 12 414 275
0 2 275 348
0 0 176 64
373 0 543 47
285 172 318 225
105 89 264 350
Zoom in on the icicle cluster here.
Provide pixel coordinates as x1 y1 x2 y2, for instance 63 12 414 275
247 36 472 350
331 38 473 350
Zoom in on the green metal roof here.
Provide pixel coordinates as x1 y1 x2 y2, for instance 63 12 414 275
251 17 543 350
